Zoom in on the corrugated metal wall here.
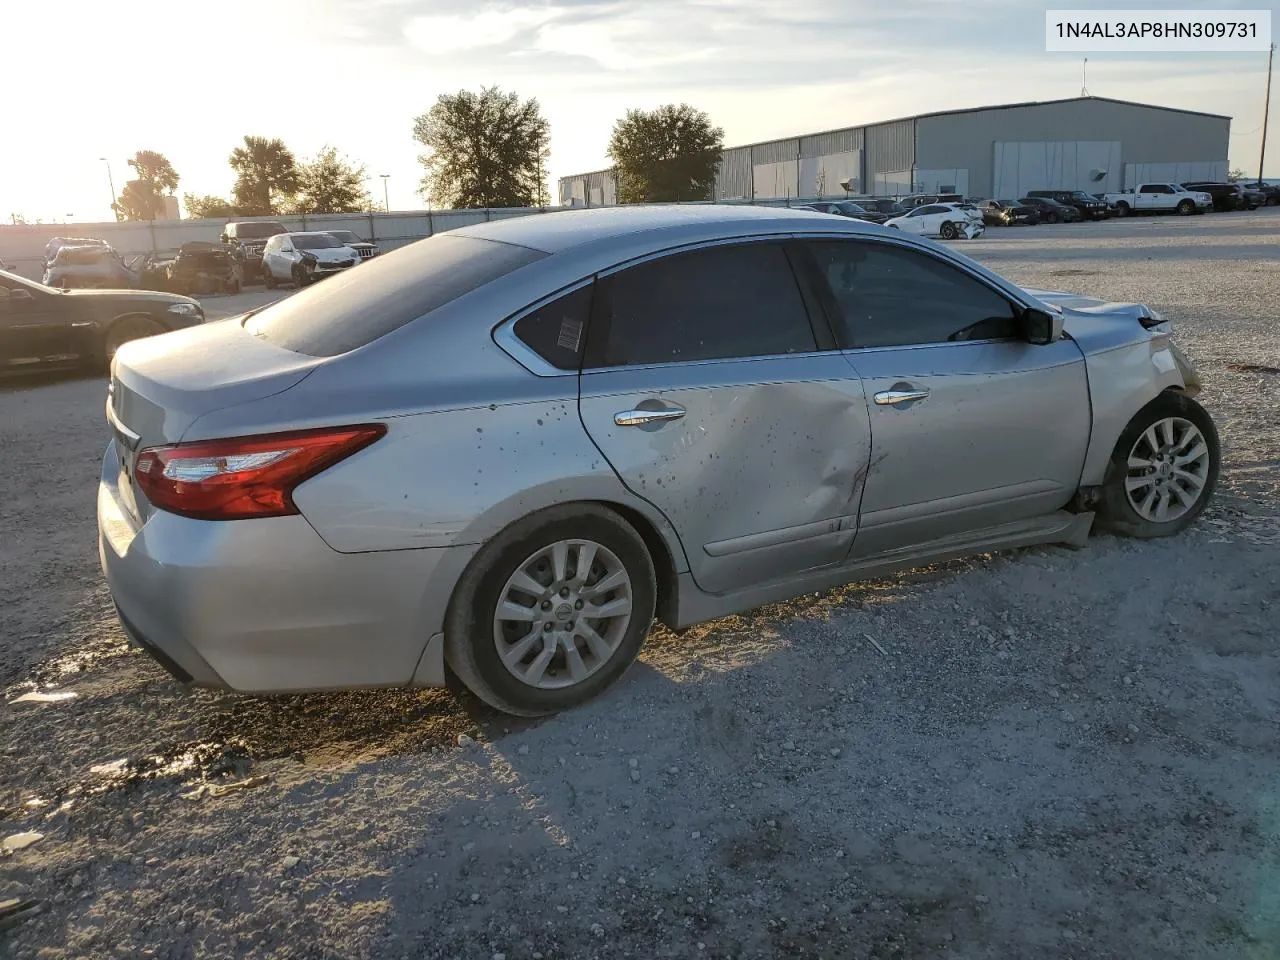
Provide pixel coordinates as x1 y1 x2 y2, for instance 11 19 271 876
799 128 864 158
715 146 754 200
864 119 916 184
1123 160 1228 188
917 100 1229 197
993 141 1122 197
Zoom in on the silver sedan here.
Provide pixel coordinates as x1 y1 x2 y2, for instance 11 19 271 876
98 206 1219 716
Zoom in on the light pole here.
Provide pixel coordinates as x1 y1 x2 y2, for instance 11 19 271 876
379 174 390 213
1259 43 1275 187
99 157 119 222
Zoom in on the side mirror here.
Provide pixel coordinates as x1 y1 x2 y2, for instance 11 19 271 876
1022 307 1063 345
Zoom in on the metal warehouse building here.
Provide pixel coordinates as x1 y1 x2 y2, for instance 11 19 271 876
559 96 1230 205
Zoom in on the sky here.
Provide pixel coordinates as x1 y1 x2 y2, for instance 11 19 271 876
2 0 1275 223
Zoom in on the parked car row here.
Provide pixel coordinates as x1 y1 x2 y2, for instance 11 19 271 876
795 177 1273 237
27 226 381 293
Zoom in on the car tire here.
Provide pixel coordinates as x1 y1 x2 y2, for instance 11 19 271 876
939 221 958 240
263 267 278 290
1096 391 1219 539
444 504 657 717
292 265 309 288
1114 202 1130 218
102 314 167 365
226 277 241 294
1176 199 1195 216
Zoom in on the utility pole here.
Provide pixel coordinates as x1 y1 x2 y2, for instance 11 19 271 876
99 157 119 221
379 174 390 213
1259 43 1275 187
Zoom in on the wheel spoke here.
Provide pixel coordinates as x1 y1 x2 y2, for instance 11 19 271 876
585 596 631 620
1126 475 1156 493
562 638 588 680
1167 483 1196 508
1173 467 1205 490
1127 455 1155 470
496 600 538 623
585 570 628 598
506 570 547 599
576 622 614 662
571 542 598 587
500 629 542 667
1154 490 1171 522
1141 426 1161 457
1138 487 1158 518
1174 443 1207 467
522 643 556 686
1158 418 1175 447
549 541 569 583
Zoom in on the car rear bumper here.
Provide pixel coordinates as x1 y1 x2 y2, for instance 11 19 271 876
97 441 462 693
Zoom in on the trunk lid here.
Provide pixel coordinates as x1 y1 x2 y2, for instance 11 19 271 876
110 317 322 448
108 317 323 522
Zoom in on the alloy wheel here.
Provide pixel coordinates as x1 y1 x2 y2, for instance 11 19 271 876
492 539 633 690
1124 416 1211 523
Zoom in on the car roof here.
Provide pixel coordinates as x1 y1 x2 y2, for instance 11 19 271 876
282 231 341 239
451 204 876 254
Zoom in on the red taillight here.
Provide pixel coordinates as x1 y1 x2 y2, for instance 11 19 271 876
133 424 385 521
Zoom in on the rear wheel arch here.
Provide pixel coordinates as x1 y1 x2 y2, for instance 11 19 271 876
443 500 661 715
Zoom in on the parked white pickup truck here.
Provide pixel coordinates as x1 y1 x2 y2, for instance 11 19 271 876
1103 183 1213 217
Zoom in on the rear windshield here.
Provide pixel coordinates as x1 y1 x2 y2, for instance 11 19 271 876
245 233 546 357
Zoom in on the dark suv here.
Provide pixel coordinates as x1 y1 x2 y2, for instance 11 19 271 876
1180 182 1250 211
1026 190 1110 220
168 242 244 295
219 221 289 281
1019 196 1082 223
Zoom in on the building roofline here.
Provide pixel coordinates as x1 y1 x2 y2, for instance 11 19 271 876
559 96 1231 183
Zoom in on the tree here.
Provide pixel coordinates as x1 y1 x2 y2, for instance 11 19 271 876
183 194 237 219
1227 168 1248 183
229 136 299 216
290 147 370 214
607 104 724 204
116 149 180 220
412 86 550 208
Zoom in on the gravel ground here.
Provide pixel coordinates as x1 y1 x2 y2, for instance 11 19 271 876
2 211 1278 960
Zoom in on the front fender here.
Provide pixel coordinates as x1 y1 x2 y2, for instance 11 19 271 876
1080 332 1186 485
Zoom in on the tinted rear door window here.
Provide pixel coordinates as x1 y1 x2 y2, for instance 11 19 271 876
588 243 817 367
512 284 593 371
246 234 546 357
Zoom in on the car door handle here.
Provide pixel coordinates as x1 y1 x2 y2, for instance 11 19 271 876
873 388 930 406
614 405 686 426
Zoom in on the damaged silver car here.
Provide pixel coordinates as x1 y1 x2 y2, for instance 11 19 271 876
99 206 1218 715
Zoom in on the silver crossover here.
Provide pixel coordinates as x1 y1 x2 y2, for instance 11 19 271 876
98 206 1219 715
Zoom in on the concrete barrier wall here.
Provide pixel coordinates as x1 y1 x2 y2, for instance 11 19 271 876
0 207 570 280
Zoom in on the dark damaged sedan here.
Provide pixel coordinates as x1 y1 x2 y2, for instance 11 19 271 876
1 267 204 373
